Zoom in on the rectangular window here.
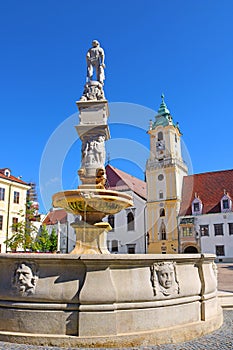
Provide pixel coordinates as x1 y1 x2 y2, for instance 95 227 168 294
214 224 224 236
108 215 115 231
229 223 233 235
12 217 18 232
193 203 200 212
0 188 5 201
182 227 193 237
0 215 3 230
111 240 118 253
223 199 229 209
127 244 136 254
200 225 209 236
216 245 225 256
159 191 164 199
13 191 20 204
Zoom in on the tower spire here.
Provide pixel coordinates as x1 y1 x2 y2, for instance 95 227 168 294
157 94 170 116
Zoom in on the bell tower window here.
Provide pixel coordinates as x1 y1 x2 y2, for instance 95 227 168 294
158 131 163 141
160 208 165 217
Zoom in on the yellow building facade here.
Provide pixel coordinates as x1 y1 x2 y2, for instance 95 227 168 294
146 96 188 254
0 168 30 252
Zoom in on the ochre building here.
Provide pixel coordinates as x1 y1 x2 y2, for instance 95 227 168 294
146 96 188 254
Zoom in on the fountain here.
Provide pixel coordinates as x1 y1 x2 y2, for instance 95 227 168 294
0 40 223 347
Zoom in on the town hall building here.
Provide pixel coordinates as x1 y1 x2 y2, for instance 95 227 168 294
146 95 188 254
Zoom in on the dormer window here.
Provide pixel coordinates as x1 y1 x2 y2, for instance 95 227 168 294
4 168 11 177
221 191 232 213
223 199 229 209
193 203 200 212
192 195 203 215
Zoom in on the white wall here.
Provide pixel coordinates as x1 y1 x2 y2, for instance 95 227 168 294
196 212 233 261
104 190 147 254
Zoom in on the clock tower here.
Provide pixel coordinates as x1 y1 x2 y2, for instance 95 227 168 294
146 95 188 254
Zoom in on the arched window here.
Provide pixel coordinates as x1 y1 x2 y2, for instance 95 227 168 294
159 221 166 240
160 208 165 217
127 212 135 231
158 131 163 141
111 240 118 253
108 215 115 231
159 191 164 199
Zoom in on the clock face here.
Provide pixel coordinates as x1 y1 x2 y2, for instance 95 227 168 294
156 140 165 151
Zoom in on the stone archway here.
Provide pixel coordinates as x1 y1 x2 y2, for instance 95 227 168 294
184 246 198 254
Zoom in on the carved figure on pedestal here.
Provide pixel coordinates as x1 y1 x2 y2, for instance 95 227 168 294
151 261 179 296
12 262 38 296
81 82 105 101
81 136 106 169
86 40 105 84
93 136 106 165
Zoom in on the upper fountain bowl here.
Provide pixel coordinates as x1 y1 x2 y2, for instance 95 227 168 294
52 189 133 223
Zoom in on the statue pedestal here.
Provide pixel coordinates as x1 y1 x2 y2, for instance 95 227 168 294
70 221 111 254
75 99 110 188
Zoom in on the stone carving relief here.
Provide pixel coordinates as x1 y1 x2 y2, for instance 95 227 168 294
80 82 105 101
81 135 106 169
12 262 38 296
151 261 179 297
212 262 218 281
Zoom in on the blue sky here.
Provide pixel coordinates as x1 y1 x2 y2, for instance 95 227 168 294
1 0 233 212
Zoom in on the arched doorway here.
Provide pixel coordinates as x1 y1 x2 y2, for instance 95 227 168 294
184 246 198 254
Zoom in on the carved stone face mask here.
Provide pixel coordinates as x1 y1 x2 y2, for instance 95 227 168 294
157 267 174 289
15 264 34 292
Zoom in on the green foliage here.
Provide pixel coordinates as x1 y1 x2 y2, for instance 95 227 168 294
32 226 58 253
5 209 37 252
49 227 58 253
32 225 51 252
4 205 59 253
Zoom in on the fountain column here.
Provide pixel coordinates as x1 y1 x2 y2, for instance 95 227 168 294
52 41 133 254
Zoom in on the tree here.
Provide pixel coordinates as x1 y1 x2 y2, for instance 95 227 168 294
49 228 58 253
5 208 37 252
32 225 51 252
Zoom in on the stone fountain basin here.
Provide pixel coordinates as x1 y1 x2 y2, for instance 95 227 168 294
0 254 222 347
52 189 133 216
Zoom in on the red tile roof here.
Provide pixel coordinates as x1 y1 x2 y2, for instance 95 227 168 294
179 169 233 215
0 168 30 186
105 164 147 200
43 209 67 225
0 168 29 186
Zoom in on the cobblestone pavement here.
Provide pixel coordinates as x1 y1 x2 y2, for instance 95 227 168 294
217 263 233 293
0 310 231 350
